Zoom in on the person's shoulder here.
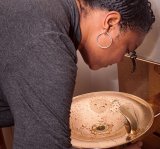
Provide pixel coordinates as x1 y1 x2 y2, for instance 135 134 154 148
0 0 72 17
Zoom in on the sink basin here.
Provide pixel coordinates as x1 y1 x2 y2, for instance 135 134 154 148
70 91 154 149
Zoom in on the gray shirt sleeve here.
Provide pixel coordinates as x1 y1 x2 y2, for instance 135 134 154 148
0 0 80 148
1 32 77 149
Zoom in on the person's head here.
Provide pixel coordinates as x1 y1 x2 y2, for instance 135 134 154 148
76 0 155 70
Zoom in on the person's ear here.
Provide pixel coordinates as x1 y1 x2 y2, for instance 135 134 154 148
103 11 121 32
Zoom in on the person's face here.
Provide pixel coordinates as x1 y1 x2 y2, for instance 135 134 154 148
78 8 146 70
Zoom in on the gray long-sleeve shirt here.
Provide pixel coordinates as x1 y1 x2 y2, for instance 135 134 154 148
0 0 81 148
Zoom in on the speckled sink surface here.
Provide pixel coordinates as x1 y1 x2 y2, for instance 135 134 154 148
70 91 154 149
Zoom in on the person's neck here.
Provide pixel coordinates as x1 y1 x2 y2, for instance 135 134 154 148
75 0 82 14
75 0 89 51
76 0 89 15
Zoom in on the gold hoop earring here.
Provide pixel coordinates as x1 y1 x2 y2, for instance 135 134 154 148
96 32 113 49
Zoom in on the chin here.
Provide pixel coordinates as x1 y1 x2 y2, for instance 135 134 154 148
90 67 100 70
88 64 98 70
88 64 106 70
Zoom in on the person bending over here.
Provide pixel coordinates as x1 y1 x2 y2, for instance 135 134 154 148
0 0 155 149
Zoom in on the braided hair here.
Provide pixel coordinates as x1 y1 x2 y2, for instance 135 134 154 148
83 0 155 33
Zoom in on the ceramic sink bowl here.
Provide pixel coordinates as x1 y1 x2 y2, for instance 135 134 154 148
70 91 154 149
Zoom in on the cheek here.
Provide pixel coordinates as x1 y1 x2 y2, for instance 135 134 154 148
86 33 99 50
112 39 128 62
116 50 127 62
110 46 127 63
114 54 124 63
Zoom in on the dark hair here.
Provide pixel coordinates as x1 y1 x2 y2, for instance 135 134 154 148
83 0 155 33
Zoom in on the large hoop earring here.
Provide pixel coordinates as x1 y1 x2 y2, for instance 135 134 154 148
96 32 113 49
